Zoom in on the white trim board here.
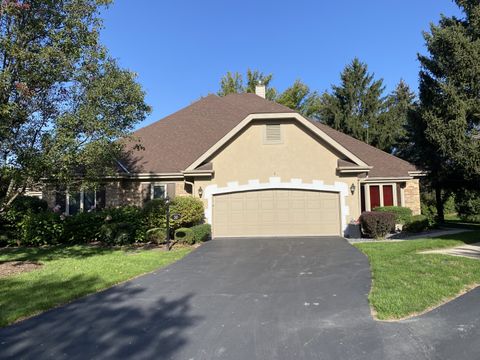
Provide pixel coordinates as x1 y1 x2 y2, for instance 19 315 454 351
203 177 350 236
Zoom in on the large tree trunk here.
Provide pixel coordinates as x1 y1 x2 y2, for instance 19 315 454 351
434 183 445 224
0 179 22 215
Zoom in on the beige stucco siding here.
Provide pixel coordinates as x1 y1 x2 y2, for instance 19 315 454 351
194 120 362 230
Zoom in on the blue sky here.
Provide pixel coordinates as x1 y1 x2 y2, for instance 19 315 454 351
100 0 461 128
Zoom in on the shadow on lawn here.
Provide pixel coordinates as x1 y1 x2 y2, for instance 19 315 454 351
0 277 201 359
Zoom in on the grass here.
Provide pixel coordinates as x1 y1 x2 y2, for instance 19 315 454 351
0 245 191 327
354 230 480 320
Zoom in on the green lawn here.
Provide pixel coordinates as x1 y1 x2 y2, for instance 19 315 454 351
355 230 480 320
0 245 191 327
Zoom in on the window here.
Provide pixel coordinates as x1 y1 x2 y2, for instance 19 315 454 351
264 124 282 144
151 184 166 199
367 183 397 210
66 189 103 215
382 185 394 206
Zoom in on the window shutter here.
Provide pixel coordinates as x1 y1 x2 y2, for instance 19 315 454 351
167 183 176 199
142 183 151 203
55 189 66 213
96 187 106 209
265 124 282 143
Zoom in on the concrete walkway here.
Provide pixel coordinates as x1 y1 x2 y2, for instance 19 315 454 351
348 227 471 243
421 242 480 259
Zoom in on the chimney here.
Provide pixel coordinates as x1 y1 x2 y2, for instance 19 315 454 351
255 82 266 99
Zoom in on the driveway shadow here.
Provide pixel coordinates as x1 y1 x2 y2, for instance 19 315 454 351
0 281 201 359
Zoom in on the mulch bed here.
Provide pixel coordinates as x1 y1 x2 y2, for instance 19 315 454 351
0 261 42 278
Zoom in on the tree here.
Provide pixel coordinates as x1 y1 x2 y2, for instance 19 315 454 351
0 0 150 213
411 0 480 221
317 58 390 150
217 69 276 100
381 80 416 154
276 80 321 117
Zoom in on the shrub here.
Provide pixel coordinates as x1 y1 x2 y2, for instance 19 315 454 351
191 224 211 243
19 211 63 246
102 206 145 242
63 211 104 243
9 195 48 214
170 197 204 229
145 227 166 244
360 211 396 238
1 196 49 244
174 227 194 245
455 189 480 223
142 199 167 229
99 222 137 245
404 215 429 233
373 206 412 225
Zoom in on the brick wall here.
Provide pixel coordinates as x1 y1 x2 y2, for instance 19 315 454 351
404 179 421 215
105 180 190 208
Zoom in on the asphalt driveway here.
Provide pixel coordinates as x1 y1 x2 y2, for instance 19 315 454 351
1 237 480 359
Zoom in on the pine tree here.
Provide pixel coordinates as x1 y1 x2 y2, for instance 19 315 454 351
413 0 480 221
382 80 416 154
318 59 387 149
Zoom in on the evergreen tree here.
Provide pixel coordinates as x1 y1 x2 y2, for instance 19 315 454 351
413 0 480 221
318 59 388 150
382 80 416 154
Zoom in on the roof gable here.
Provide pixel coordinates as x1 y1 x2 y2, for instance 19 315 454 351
125 93 417 178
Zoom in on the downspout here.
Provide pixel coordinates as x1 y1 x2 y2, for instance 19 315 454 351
184 179 195 197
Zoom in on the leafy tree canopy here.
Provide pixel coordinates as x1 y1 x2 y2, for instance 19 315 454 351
0 0 151 212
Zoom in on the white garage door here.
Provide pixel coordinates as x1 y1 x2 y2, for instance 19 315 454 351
213 189 341 237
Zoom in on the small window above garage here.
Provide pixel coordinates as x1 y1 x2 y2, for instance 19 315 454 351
264 124 282 144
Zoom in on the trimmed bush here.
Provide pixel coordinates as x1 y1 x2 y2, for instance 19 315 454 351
174 227 194 245
99 222 137 245
373 206 412 225
170 197 204 229
191 224 211 243
146 227 166 244
102 206 145 242
19 211 64 246
63 211 104 243
404 215 429 233
360 211 396 238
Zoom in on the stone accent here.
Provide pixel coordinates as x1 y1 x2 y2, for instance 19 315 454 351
404 179 421 215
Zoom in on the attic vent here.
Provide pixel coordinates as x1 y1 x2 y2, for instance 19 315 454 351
264 124 282 144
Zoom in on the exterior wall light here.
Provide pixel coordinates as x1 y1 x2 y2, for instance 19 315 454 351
350 183 356 195
198 186 203 198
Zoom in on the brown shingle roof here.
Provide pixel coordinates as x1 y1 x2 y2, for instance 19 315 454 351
310 121 417 177
126 93 416 178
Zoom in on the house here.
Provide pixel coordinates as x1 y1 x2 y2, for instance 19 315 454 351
43 86 423 238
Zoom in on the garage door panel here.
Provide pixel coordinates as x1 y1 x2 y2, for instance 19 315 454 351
213 189 340 237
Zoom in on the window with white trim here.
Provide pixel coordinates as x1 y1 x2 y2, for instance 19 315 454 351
151 184 166 200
